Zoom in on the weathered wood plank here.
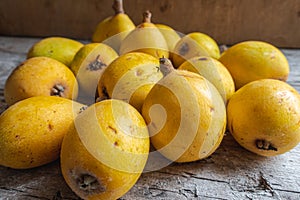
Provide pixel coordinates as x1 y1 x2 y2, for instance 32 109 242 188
0 36 300 200
1 0 300 48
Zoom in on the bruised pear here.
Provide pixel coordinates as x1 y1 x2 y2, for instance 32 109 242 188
70 43 118 103
60 99 149 199
27 37 83 67
0 96 85 169
92 0 135 52
142 58 226 162
227 79 300 156
4 57 78 105
172 32 220 67
120 10 169 59
97 52 163 112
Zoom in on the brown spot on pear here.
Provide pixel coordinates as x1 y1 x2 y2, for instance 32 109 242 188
172 32 220 68
70 43 118 102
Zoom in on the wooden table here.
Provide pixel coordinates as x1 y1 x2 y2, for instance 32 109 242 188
0 36 299 200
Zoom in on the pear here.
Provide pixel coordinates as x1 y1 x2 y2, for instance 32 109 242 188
219 41 289 90
227 79 300 156
4 57 78 105
172 32 220 67
60 99 149 199
0 96 85 169
156 23 181 59
119 10 169 59
27 37 83 67
178 56 235 104
142 58 226 163
97 52 163 112
92 0 135 53
70 43 118 104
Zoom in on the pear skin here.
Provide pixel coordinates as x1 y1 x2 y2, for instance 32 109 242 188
92 0 135 53
0 96 85 169
172 32 220 67
142 58 226 163
97 52 163 112
4 57 78 105
156 23 181 60
70 43 118 103
178 56 235 103
227 79 300 156
27 37 83 67
60 99 149 199
120 10 169 59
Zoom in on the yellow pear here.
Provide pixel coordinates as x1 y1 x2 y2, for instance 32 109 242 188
70 43 118 103
4 57 78 105
0 96 85 169
227 79 300 156
27 37 83 67
155 23 181 59
178 56 235 103
172 32 220 67
97 52 163 112
60 99 149 199
219 41 289 90
119 10 169 59
91 0 135 52
142 58 226 163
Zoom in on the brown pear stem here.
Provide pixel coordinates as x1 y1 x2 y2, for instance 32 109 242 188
143 10 152 23
159 57 174 77
113 0 124 14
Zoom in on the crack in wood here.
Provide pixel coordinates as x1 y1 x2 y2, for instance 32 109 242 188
147 186 181 197
21 194 51 200
157 171 229 184
0 187 79 200
196 195 227 200
1 186 51 199
0 186 27 194
258 172 283 200
182 171 229 184
274 188 300 194
52 191 63 200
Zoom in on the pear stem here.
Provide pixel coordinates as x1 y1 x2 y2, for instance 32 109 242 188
143 10 152 23
159 57 174 77
113 0 124 14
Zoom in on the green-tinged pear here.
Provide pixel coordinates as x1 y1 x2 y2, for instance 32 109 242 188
27 37 83 67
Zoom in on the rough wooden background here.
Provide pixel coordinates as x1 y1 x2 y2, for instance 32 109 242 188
0 0 300 48
0 36 300 199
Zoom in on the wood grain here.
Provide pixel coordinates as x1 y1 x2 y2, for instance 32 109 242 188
0 36 300 199
0 0 299 47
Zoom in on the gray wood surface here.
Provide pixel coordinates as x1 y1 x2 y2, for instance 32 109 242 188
0 36 299 200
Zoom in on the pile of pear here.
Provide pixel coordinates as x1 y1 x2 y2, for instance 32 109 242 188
1 0 300 199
